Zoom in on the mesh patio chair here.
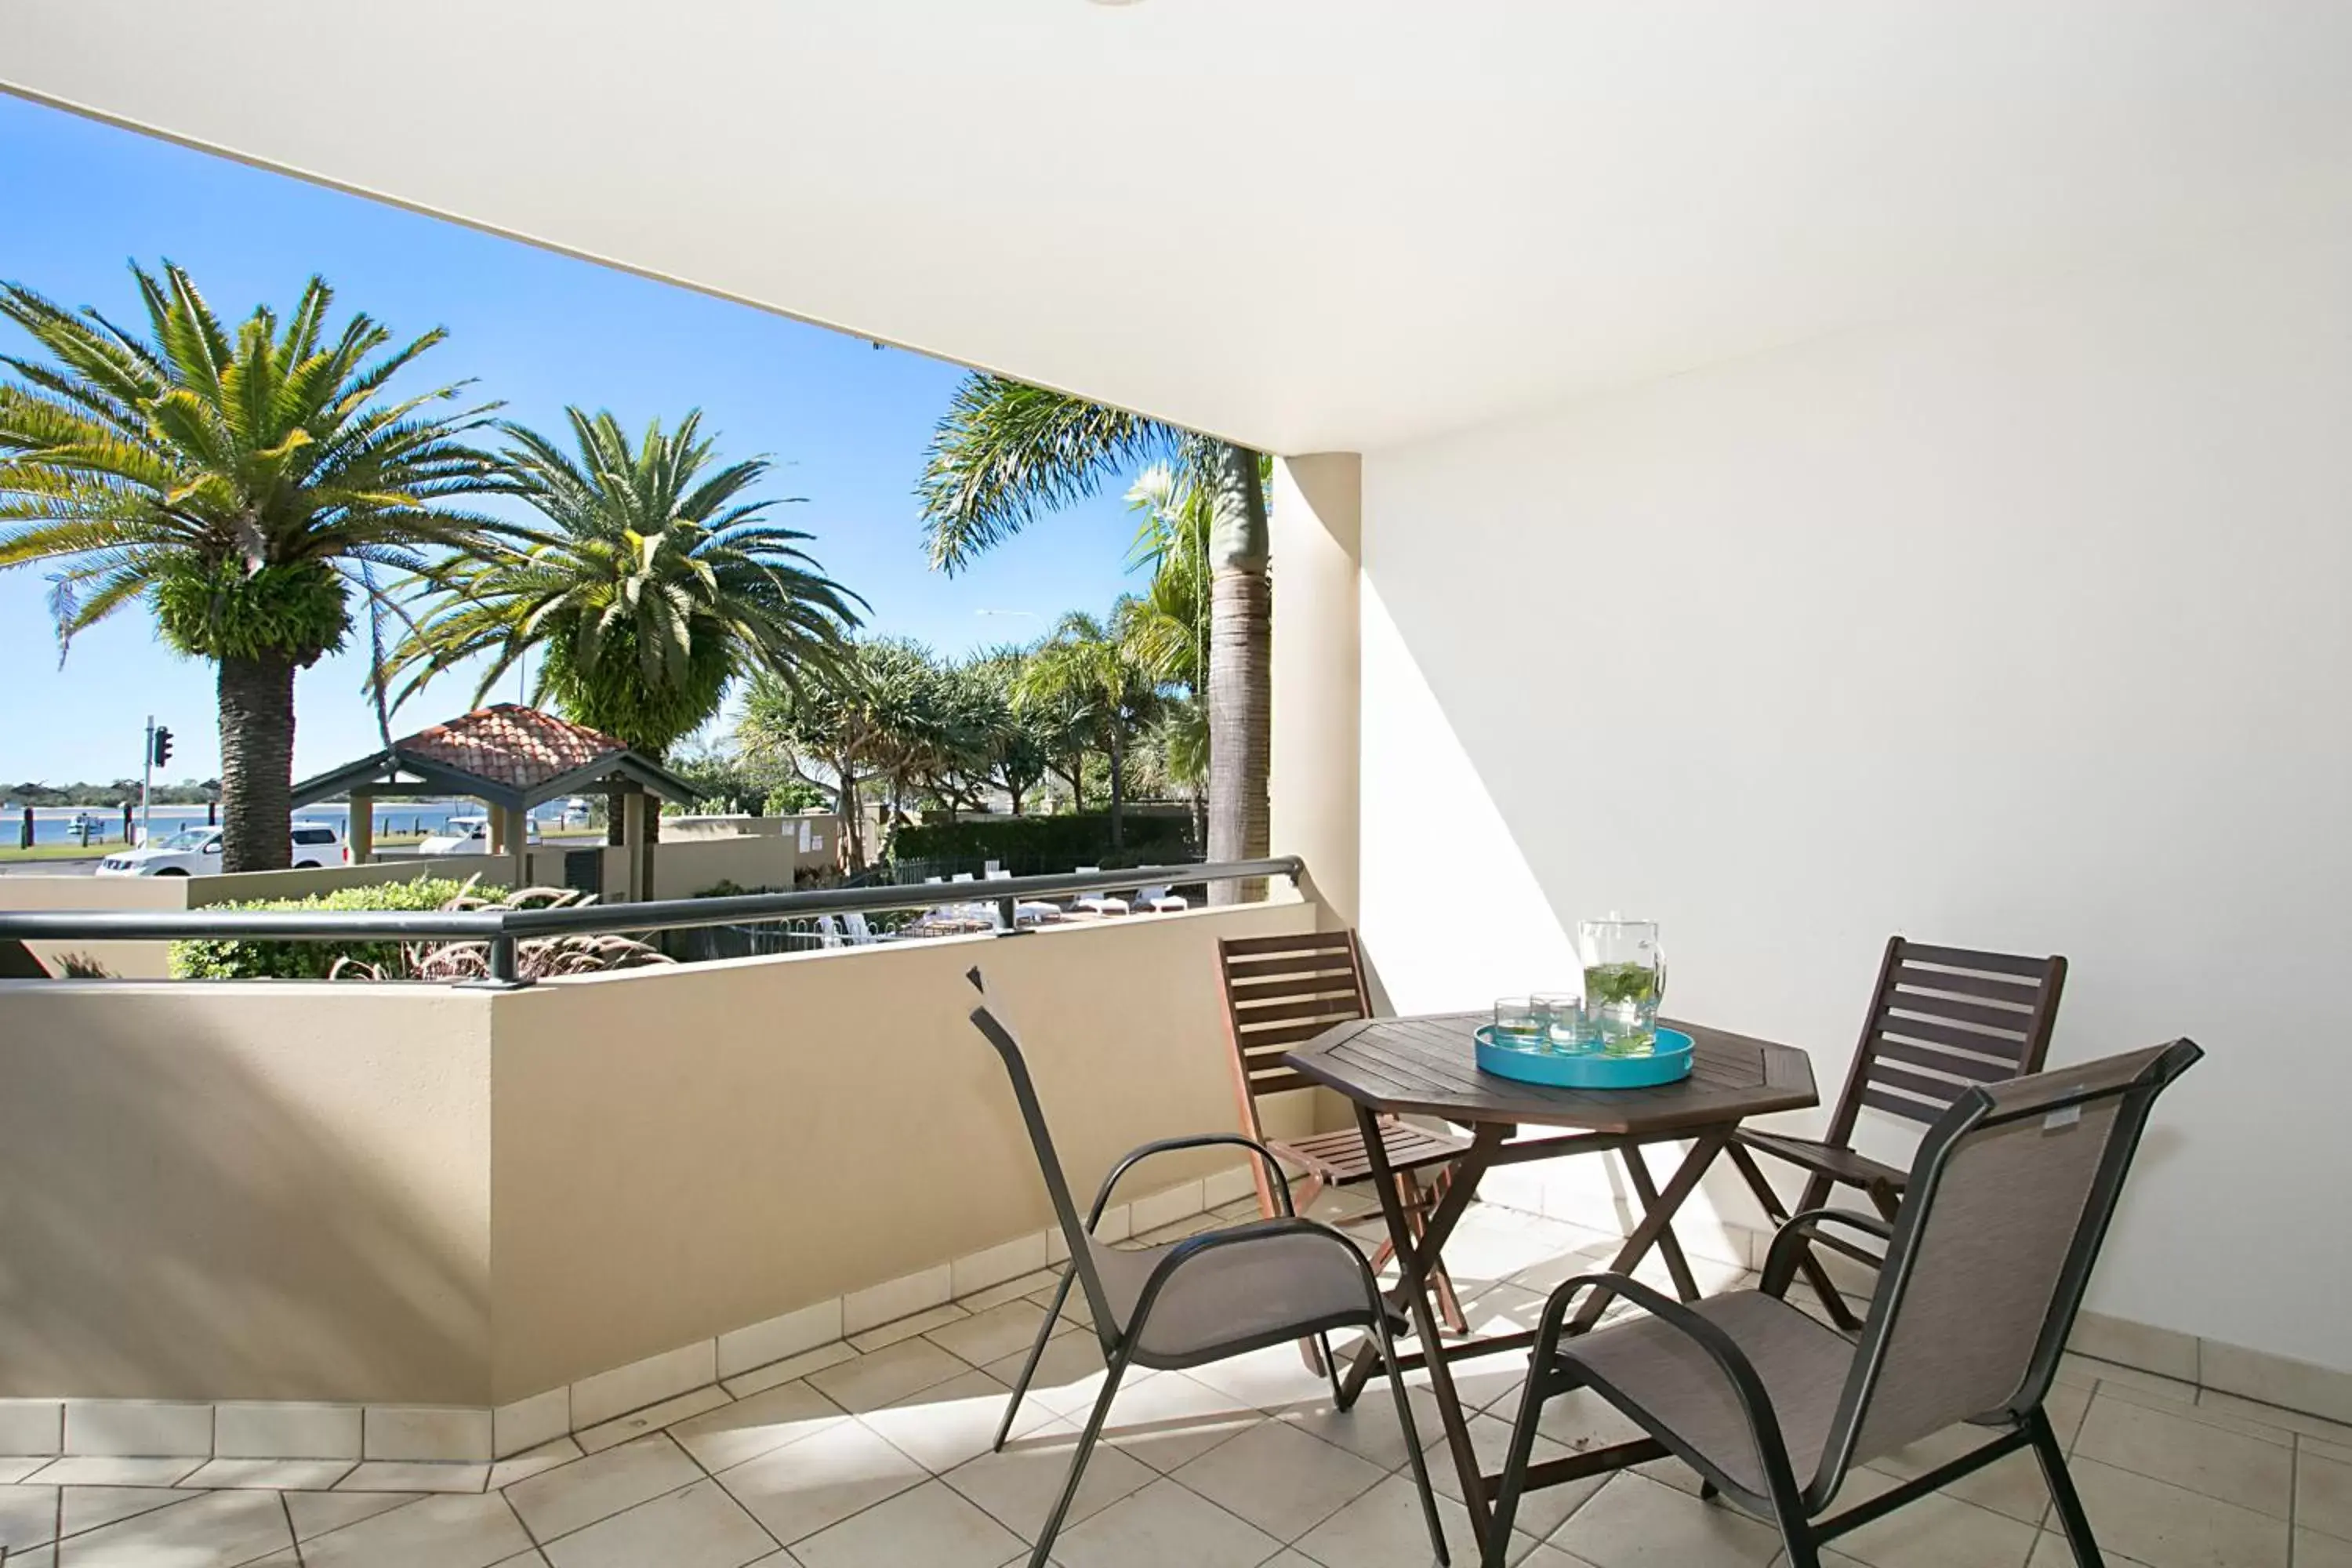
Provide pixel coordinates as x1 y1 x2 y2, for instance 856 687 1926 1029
1726 937 2068 1328
1485 1038 2201 1568
967 967 1450 1568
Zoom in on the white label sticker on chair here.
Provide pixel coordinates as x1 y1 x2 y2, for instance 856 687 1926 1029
2043 1105 2082 1130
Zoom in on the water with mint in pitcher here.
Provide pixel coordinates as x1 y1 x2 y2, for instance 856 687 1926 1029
1583 961 1661 1055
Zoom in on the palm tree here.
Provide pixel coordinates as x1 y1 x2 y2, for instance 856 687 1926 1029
0 263 506 870
917 376 1268 898
1120 464 1214 837
390 406 859 769
1015 608 1165 849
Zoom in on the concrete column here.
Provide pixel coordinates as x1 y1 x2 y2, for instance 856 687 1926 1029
1270 453 1363 930
347 791 373 865
487 804 507 855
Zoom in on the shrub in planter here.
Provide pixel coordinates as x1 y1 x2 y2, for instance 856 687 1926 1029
169 877 488 980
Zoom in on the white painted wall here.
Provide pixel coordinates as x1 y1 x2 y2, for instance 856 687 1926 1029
1356 230 2352 1370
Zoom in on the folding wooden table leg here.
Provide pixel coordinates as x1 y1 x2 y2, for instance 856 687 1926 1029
1357 1109 1508 1548
1403 1170 1472 1334
1336 1130 1493 1408
1567 1130 1732 1334
1619 1145 1702 1301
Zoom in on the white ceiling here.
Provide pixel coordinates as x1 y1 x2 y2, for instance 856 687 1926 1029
9 1 2352 453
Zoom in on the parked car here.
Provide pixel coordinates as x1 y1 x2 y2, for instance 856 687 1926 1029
417 815 541 855
96 822 344 877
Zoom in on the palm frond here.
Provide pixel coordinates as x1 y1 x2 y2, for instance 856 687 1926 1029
916 374 1179 572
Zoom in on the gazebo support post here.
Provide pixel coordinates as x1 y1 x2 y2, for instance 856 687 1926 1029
640 789 659 902
619 783 647 903
348 790 373 865
506 804 530 892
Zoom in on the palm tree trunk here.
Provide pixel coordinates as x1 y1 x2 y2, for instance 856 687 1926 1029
217 651 296 873
839 763 866 869
1206 442 1271 902
1108 727 1126 849
601 787 656 894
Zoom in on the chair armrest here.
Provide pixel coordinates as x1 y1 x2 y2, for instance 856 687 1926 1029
1090 1134 1295 1228
1737 1129 1908 1192
1761 1207 1896 1300
1534 1270 1802 1504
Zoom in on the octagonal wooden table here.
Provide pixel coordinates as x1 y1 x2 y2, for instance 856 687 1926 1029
1285 1013 1818 1548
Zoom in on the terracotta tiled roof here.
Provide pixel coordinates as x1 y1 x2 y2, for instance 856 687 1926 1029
394 705 630 793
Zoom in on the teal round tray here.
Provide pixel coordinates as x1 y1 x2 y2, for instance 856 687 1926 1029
1474 1025 1694 1088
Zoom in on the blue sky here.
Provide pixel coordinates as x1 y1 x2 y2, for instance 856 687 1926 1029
0 93 1139 786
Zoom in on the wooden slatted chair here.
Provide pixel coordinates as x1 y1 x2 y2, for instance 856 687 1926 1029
1217 931 1470 1340
1726 937 2067 1330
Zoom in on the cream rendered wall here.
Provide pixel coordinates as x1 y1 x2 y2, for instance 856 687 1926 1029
0 982 495 1401
1356 232 2352 1370
184 856 513 904
0 900 1320 1405
646 835 809 899
1272 456 1366 930
486 897 1319 1400
0 874 192 978
657 814 841 844
514 829 836 899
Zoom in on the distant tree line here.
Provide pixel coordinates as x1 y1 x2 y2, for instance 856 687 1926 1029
5 779 220 808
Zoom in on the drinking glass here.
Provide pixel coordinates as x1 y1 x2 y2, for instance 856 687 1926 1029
1534 992 1592 1051
1577 916 1665 1056
1491 996 1544 1048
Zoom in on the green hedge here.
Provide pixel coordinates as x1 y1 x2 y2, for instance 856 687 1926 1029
889 811 1194 872
169 877 495 980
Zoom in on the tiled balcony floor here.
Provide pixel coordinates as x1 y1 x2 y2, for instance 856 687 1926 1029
2 1192 2342 1567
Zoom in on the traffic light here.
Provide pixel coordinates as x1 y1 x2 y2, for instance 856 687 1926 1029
152 726 173 768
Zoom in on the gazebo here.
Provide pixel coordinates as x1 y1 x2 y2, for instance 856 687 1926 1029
291 706 696 901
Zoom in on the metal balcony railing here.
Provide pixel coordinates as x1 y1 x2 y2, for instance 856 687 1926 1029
0 857 1305 985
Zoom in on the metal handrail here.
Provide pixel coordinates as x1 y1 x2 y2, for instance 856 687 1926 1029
0 857 1305 985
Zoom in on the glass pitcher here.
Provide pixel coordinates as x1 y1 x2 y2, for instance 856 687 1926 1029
1578 916 1664 1056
